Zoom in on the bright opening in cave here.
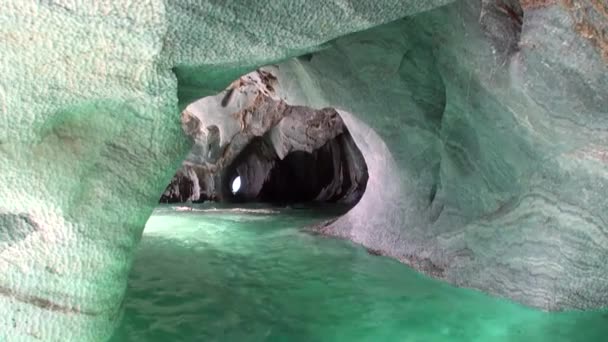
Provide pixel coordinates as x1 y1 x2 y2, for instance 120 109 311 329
230 176 241 194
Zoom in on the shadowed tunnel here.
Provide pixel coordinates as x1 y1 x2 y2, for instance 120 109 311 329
222 129 368 206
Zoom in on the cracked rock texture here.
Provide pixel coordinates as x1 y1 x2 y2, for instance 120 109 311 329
1 0 607 340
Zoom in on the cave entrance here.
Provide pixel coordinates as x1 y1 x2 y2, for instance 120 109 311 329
160 68 368 214
136 66 376 342
223 128 367 208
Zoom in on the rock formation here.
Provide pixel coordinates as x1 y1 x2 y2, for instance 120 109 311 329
1 0 607 340
272 0 608 311
161 70 368 206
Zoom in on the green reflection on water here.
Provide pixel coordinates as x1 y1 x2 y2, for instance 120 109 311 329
112 205 608 342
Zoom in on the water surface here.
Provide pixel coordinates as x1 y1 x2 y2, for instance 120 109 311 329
112 204 608 341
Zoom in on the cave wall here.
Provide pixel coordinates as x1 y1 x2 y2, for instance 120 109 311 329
272 0 608 310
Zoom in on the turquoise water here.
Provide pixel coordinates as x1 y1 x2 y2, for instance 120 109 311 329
112 205 608 341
